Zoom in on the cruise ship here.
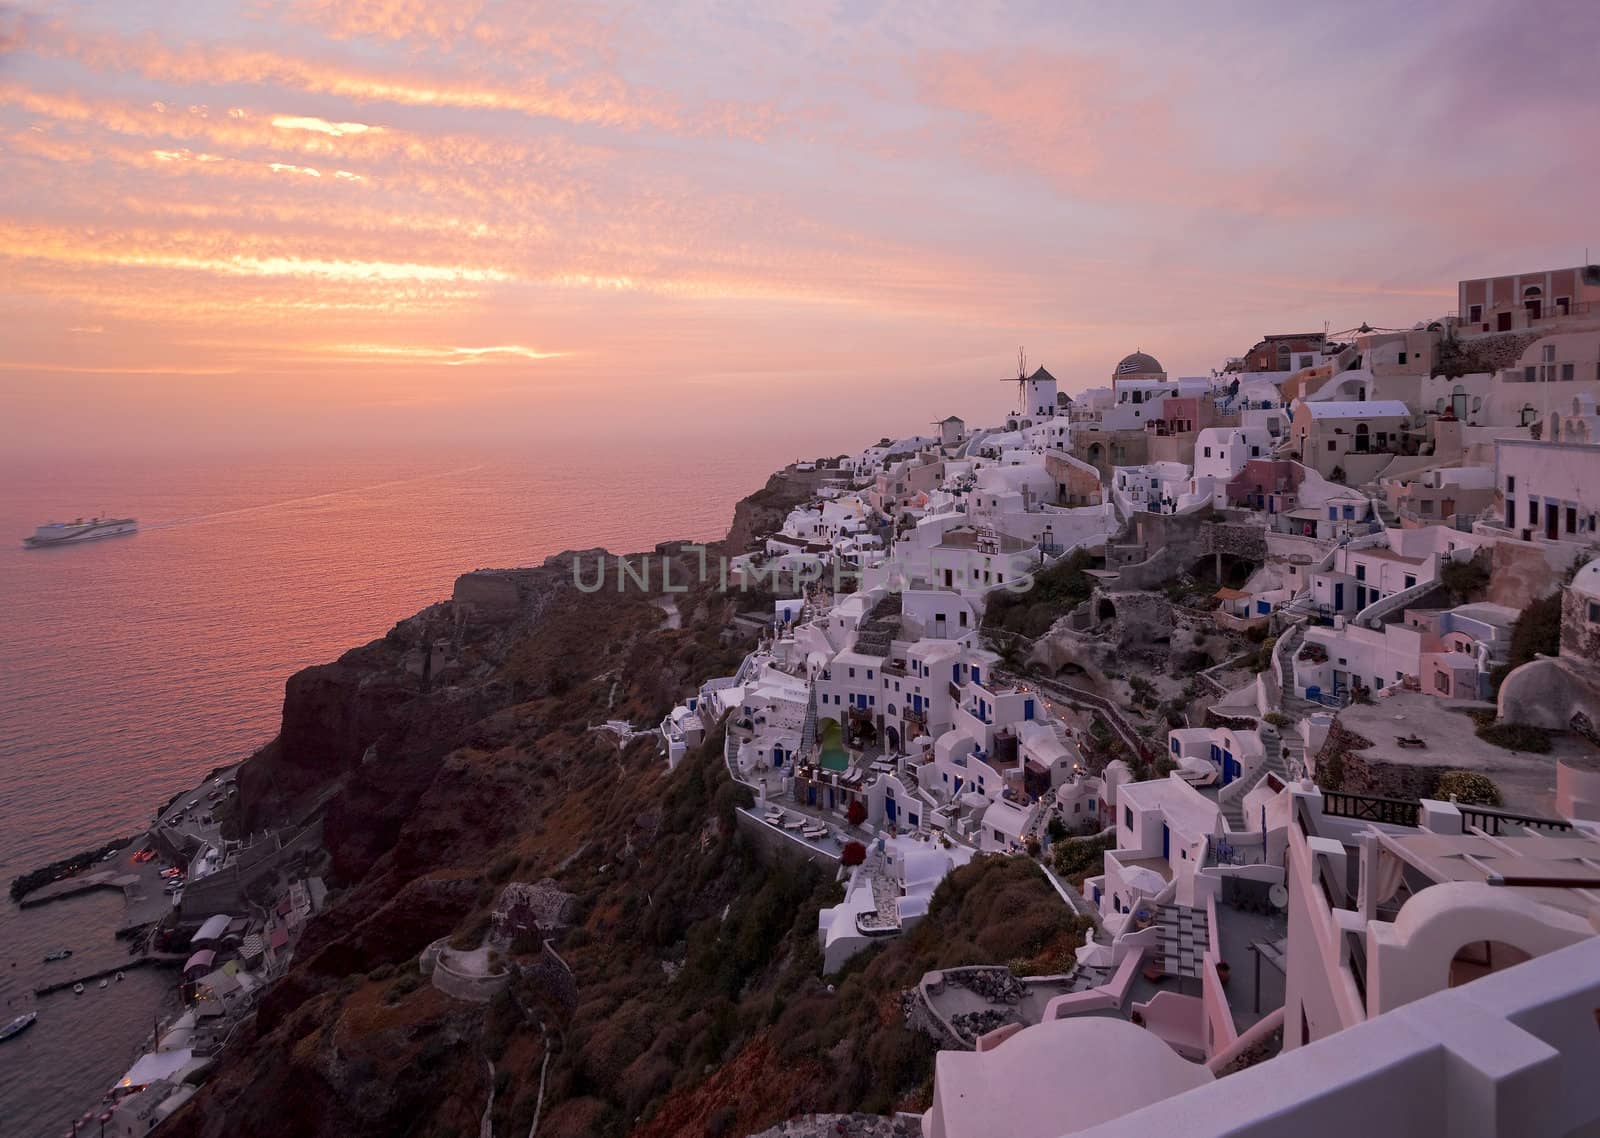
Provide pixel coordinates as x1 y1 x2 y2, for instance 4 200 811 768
22 516 139 548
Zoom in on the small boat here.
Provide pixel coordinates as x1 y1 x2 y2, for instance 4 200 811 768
42 949 72 963
98 979 108 989
0 1012 37 1043
115 971 125 982
72 983 84 995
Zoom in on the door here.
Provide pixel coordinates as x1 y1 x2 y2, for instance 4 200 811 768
1334 582 1345 610
1222 750 1237 785
885 795 897 823
1547 505 1559 541
1497 311 1512 331
1161 823 1170 861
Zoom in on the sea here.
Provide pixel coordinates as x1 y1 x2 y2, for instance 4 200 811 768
0 437 811 1136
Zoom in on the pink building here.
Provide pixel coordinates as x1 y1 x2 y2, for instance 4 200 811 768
1457 264 1600 334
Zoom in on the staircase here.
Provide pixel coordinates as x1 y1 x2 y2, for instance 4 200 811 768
1276 623 1319 716
1368 494 1400 529
1221 731 1292 831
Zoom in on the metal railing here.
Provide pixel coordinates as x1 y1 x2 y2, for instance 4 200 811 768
1321 792 1421 828
1345 928 1368 1005
1458 805 1573 836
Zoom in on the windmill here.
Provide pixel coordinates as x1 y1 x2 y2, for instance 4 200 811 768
999 346 1029 412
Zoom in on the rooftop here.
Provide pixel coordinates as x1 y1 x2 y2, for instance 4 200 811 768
1332 691 1597 816
1303 400 1411 419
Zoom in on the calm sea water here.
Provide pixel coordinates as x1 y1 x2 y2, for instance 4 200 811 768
0 439 791 1136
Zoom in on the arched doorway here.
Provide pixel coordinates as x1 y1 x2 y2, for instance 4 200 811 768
1097 598 1116 623
1449 941 1533 988
1523 284 1543 321
1451 385 1467 420
1354 422 1370 453
884 725 900 754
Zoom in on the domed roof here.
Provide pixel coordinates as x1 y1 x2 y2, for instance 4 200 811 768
1573 556 1600 599
1114 350 1165 377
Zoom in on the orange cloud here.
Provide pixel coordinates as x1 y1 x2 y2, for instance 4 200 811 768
24 22 777 138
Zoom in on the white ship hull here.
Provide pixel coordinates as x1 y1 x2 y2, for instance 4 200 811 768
22 518 139 548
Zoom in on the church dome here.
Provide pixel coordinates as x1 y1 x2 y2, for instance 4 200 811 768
1114 351 1165 378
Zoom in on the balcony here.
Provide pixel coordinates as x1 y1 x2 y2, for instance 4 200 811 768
1457 804 1573 837
1321 792 1421 828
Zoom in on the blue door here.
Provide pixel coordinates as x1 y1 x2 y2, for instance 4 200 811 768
807 786 816 805
1223 751 1240 785
885 796 897 823
1334 582 1345 610
1161 823 1170 860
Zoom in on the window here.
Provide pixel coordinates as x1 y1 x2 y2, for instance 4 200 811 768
1569 506 1578 533
1469 304 1482 323
1124 806 1133 830
1530 500 1540 524
1562 363 1576 381
1328 440 1337 451
1404 574 1416 588
848 667 855 678
1203 446 1212 458
1543 344 1556 363
1525 366 1537 382
1397 351 1407 365
1590 602 1600 624
959 611 968 628
1355 565 1366 582
866 669 874 681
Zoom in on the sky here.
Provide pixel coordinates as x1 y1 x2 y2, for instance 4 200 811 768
1 0 1597 457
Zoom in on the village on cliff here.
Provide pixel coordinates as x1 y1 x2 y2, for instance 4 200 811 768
30 260 1600 1138
661 260 1600 1138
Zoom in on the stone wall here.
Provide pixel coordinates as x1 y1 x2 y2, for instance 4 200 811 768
1561 586 1600 663
1490 544 1563 611
1312 719 1449 799
1435 331 1538 377
1202 522 1268 561
1092 590 1178 657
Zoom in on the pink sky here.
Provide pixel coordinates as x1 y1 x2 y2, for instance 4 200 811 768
1 0 1596 456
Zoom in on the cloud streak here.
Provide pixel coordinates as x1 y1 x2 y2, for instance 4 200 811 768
0 0 1595 454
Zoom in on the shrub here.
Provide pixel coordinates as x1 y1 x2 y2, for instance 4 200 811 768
1045 816 1068 843
1475 722 1552 754
1051 832 1114 883
1439 556 1491 602
841 841 867 867
1504 592 1561 675
1434 770 1502 806
846 799 867 827
386 971 423 1003
1263 711 1291 728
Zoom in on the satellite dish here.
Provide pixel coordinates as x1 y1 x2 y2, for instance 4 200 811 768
1269 883 1289 910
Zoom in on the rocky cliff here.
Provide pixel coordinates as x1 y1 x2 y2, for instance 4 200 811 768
162 471 1078 1138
